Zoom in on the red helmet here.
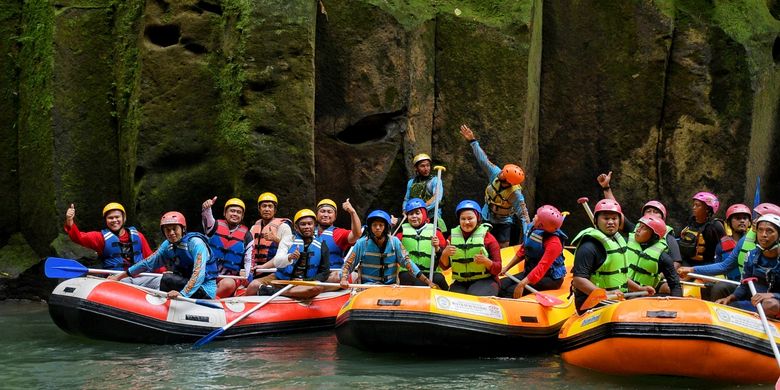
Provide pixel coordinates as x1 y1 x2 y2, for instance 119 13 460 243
692 191 719 214
594 199 623 220
725 203 751 220
754 203 780 217
499 164 525 186
160 211 187 231
641 200 667 220
534 205 564 233
638 215 666 238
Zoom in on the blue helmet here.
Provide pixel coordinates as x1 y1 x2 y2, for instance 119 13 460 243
366 210 392 226
455 200 481 217
404 198 427 213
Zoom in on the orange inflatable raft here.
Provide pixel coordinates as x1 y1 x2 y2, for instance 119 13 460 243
558 297 780 384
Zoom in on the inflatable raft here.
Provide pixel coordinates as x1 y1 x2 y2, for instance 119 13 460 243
48 277 351 344
558 297 780 383
336 249 576 354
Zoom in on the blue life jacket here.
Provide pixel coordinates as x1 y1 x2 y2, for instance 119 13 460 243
207 220 248 272
166 232 218 281
101 227 144 271
523 228 568 280
276 235 323 280
744 248 780 293
356 236 402 284
318 225 345 268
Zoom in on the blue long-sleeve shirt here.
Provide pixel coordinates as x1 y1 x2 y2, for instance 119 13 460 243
693 235 744 281
732 248 780 301
469 140 530 225
128 236 216 298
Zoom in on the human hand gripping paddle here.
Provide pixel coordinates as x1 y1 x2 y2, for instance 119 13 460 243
743 277 780 369
579 288 649 311
44 257 221 309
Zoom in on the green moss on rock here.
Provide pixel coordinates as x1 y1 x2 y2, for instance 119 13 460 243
0 233 39 279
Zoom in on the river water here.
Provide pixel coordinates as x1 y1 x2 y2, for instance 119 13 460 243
0 301 768 389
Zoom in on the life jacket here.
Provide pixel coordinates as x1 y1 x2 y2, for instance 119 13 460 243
400 223 438 273
101 227 144 271
275 234 323 280
738 229 757 274
678 221 708 262
572 228 629 292
207 220 248 273
744 248 780 293
356 236 403 284
317 225 345 268
250 218 291 267
484 178 521 218
449 224 491 282
626 233 668 288
409 176 434 201
523 228 567 280
165 232 218 281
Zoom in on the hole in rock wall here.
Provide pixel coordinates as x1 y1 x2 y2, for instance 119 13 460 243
254 126 275 135
145 24 181 48
181 38 207 54
336 110 406 144
769 0 779 20
773 36 780 65
154 0 170 13
193 1 223 15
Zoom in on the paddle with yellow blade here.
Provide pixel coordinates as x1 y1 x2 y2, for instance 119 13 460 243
580 288 649 311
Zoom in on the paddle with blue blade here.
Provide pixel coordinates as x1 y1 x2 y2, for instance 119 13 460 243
44 257 222 309
194 284 294 348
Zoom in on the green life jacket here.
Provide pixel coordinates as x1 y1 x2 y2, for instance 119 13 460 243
738 229 757 274
400 223 437 272
449 224 490 282
573 227 629 292
626 233 668 288
484 178 521 218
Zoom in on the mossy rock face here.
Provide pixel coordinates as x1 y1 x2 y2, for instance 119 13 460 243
537 0 673 231
0 3 20 243
0 233 39 279
49 233 99 266
433 11 534 227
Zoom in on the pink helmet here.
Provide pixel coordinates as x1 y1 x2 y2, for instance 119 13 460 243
160 211 187 231
638 215 666 238
725 203 751 220
754 202 780 217
534 205 564 233
692 191 719 214
641 200 667 220
594 199 623 219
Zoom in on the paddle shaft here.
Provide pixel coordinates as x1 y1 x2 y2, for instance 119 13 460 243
430 166 445 281
227 285 293 329
391 214 407 236
130 282 221 309
87 268 246 280
577 197 595 226
687 273 740 286
273 280 429 289
746 279 780 368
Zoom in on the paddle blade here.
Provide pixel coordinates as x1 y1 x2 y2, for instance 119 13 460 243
45 257 88 279
193 327 225 349
580 288 608 311
192 299 222 310
533 292 564 307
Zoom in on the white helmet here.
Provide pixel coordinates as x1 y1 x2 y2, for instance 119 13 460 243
755 214 780 251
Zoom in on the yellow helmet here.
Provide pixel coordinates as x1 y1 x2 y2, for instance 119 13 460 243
317 198 337 211
102 202 126 217
294 209 316 224
224 198 245 211
412 153 432 166
257 192 278 205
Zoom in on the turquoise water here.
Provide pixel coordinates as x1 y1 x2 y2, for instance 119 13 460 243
0 301 768 389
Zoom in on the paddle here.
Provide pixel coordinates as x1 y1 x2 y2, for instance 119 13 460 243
429 165 446 281
577 197 595 226
193 284 293 348
44 257 221 309
752 176 761 220
687 272 740 286
391 214 407 236
271 280 430 289
743 277 780 368
504 274 563 307
580 288 649 311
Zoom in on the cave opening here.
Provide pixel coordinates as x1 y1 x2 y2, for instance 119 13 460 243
336 110 406 144
145 24 180 48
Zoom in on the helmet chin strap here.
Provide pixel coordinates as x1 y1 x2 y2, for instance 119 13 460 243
758 241 780 252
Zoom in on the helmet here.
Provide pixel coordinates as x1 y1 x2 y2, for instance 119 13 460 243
102 202 126 217
754 203 780 217
412 153 432 166
224 198 245 212
756 214 780 232
499 164 525 186
594 199 623 220
455 200 482 217
725 203 751 220
638 215 666 238
293 209 316 224
641 200 667 220
366 210 392 226
404 198 427 213
534 205 564 233
317 198 337 211
692 191 719 214
160 211 186 231
257 192 278 205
